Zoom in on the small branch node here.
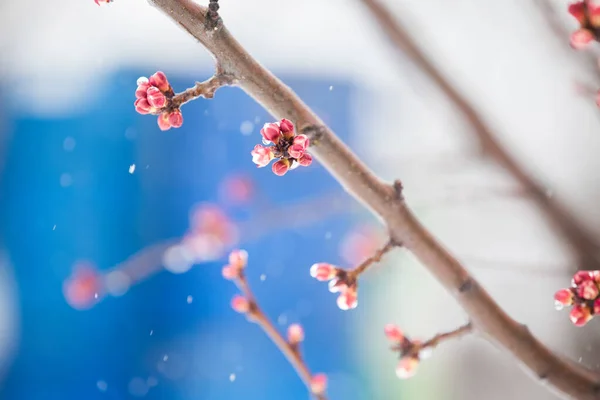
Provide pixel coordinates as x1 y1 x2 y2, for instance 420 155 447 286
301 125 326 145
458 278 474 293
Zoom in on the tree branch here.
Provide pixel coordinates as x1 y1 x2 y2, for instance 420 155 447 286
359 0 600 271
146 0 600 398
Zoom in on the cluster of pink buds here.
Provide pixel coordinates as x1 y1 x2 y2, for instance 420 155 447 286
554 270 600 326
568 1 600 49
134 72 183 131
384 324 431 379
310 263 358 310
251 119 313 176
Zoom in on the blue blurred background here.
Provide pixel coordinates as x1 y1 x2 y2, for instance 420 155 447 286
0 71 375 400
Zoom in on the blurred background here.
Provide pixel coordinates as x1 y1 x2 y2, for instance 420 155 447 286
1 0 600 399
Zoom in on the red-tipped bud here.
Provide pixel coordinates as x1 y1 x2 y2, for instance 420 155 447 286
222 265 239 280
287 323 305 344
272 159 291 176
310 373 327 395
310 263 337 281
146 87 167 109
293 134 310 149
279 118 294 133
578 280 600 300
570 29 595 50
135 83 150 99
572 270 595 286
94 0 113 5
297 153 313 167
168 110 183 128
157 113 171 131
231 295 250 313
251 145 274 167
149 71 170 92
328 278 347 293
337 287 358 311
134 98 152 115
570 304 592 327
228 249 248 269
260 122 282 144
568 2 587 24
384 324 404 342
594 298 600 314
396 357 419 379
589 3 600 27
288 144 305 159
554 288 574 306
63 264 101 310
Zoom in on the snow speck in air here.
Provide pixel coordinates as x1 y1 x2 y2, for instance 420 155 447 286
129 164 136 174
63 137 76 152
329 85 334 91
150 330 154 336
163 355 169 362
53 225 56 231
128 377 149 397
229 373 236 382
240 121 254 136
277 314 287 326
60 173 73 187
325 231 332 239
186 295 193 304
260 274 266 281
96 380 108 392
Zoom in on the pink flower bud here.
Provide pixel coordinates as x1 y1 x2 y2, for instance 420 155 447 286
134 98 152 115
578 280 600 300
279 118 294 133
287 323 305 344
288 144 305 159
396 357 419 379
572 270 595 286
94 0 113 5
157 113 171 131
149 71 170 92
293 134 310 149
328 278 347 293
589 3 600 27
384 324 404 342
310 263 337 281
260 122 282 144
135 83 150 99
222 265 238 280
568 2 587 24
554 288 574 306
231 295 250 313
297 153 313 167
228 249 248 269
310 373 327 395
570 304 592 327
168 110 183 128
146 87 167 109
570 29 595 50
594 298 600 315
63 264 101 310
251 145 274 167
337 288 358 311
272 159 291 176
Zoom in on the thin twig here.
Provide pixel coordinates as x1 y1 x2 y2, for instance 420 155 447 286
144 1 600 398
170 73 235 108
234 271 327 400
359 0 600 271
419 322 473 351
348 239 396 278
